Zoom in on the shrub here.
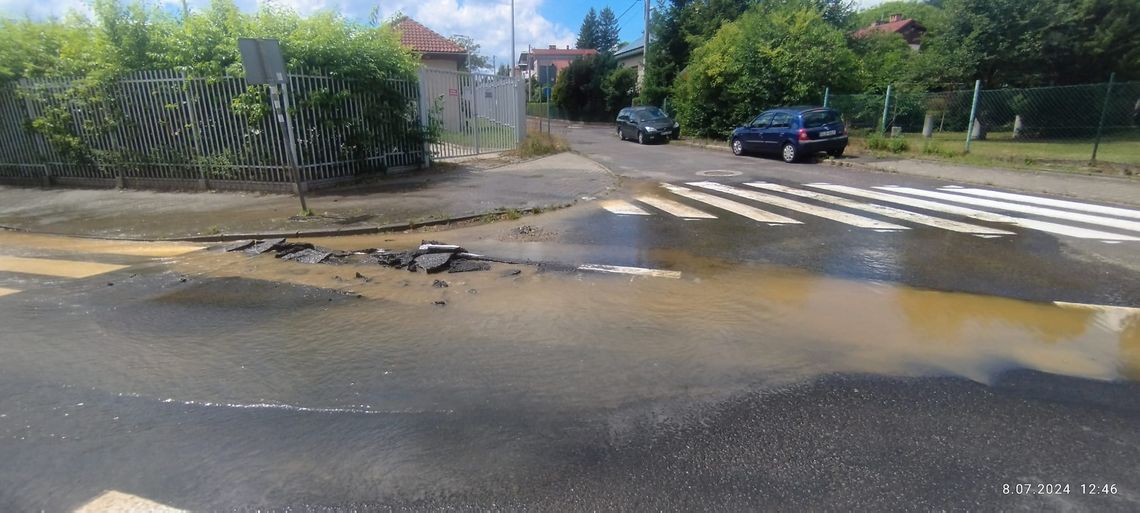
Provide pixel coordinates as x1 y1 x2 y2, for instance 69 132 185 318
867 134 910 153
515 132 569 158
672 1 861 139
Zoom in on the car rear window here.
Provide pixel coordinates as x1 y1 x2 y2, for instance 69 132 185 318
802 110 841 128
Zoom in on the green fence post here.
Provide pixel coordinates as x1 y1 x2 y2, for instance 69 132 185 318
1091 72 1116 164
823 87 830 109
964 79 982 154
879 84 892 134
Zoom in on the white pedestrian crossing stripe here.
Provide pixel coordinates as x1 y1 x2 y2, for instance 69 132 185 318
744 182 1014 236
660 183 801 224
688 181 909 230
600 200 651 216
877 186 1140 234
937 187 1140 220
597 179 1140 243
635 195 717 219
807 184 1140 242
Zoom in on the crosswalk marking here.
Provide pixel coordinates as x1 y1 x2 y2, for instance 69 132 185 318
810 184 1140 241
938 187 1140 220
635 195 717 219
687 181 909 230
661 183 801 224
878 186 1140 233
0 255 129 278
745 182 1015 236
0 287 20 298
601 200 651 216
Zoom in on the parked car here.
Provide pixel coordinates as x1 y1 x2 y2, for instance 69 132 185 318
730 106 847 163
617 106 680 144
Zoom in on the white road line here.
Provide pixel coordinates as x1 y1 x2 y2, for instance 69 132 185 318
687 181 908 230
635 195 717 219
577 264 682 279
746 182 1014 235
878 186 1140 233
0 287 20 298
76 490 188 513
807 184 1140 242
938 187 1140 220
600 200 651 216
0 255 129 278
661 183 801 224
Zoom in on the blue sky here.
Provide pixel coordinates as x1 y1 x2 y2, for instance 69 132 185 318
1 0 885 71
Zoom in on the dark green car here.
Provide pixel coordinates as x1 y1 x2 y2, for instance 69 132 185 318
616 106 680 144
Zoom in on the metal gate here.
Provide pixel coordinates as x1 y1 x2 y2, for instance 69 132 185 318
417 67 526 159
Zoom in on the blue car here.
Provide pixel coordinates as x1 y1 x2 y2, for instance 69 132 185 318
730 106 848 163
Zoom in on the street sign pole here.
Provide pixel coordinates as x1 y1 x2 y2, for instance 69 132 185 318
238 38 308 213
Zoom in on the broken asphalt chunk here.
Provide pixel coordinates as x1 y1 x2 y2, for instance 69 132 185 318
417 243 466 255
501 269 522 277
279 248 332 264
245 238 286 255
432 279 448 288
449 260 491 273
413 252 453 274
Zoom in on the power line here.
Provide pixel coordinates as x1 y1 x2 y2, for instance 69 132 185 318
614 0 641 23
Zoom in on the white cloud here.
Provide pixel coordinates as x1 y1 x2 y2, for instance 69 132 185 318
372 0 576 71
0 0 88 19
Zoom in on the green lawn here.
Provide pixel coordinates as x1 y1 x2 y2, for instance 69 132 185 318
437 118 517 150
850 130 1140 173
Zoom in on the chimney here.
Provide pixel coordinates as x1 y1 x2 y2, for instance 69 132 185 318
889 13 903 23
548 44 557 50
566 45 570 50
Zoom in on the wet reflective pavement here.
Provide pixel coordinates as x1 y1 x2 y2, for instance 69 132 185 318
1 224 1139 511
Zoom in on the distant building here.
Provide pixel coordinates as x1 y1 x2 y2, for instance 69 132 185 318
853 13 927 50
518 46 598 89
393 16 468 71
613 39 645 85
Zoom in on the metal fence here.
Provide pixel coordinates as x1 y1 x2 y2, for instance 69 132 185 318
417 68 525 160
0 68 505 192
827 79 1140 167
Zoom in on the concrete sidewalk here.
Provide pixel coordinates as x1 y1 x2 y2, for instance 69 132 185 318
0 152 616 241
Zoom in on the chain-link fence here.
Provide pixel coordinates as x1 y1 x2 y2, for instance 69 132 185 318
828 80 1140 169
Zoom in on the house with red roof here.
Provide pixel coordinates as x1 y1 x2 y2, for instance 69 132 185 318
518 46 599 88
393 16 469 71
854 13 927 50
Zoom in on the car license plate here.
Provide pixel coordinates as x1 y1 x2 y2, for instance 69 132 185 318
820 130 836 137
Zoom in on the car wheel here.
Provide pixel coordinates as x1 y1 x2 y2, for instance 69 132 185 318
782 143 798 163
731 138 744 156
617 126 625 141
638 131 646 145
828 147 845 158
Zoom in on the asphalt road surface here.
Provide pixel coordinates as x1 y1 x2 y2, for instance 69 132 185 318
1 131 1139 512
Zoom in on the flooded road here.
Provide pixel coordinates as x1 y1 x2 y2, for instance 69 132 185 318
1 227 1139 510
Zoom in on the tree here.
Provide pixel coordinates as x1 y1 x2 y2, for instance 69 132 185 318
448 34 489 71
552 53 617 120
672 1 861 138
641 0 755 107
853 0 948 32
576 8 599 49
603 66 638 112
1039 0 1140 83
919 0 1052 87
596 7 621 54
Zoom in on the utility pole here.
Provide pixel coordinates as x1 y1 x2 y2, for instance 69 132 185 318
511 0 516 78
643 0 649 86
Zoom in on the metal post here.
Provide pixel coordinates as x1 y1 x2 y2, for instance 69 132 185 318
510 0 516 78
270 82 308 212
473 78 480 154
417 67 431 167
964 79 982 153
880 84 892 135
1091 72 1116 163
823 87 830 109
